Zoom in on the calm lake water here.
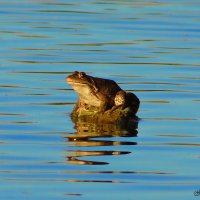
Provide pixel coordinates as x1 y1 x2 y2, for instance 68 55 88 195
0 0 200 199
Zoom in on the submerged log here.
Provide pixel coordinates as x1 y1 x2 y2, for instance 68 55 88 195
71 106 139 125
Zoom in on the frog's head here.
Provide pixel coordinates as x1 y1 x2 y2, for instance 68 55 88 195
66 71 97 95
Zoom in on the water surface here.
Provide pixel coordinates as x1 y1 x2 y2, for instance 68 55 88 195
0 0 200 199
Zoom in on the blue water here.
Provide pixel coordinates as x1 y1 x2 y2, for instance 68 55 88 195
0 0 200 199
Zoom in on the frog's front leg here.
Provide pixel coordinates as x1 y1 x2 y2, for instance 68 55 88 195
73 99 88 114
72 100 80 113
96 93 111 113
98 100 109 113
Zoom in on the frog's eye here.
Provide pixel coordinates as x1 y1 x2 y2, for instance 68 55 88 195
73 71 78 75
79 72 86 78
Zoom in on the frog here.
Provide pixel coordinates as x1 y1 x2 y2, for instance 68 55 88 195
110 90 140 115
66 71 122 113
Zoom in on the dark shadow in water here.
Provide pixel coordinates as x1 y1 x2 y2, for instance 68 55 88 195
65 118 138 165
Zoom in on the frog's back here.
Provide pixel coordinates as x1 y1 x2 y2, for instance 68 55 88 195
94 77 122 96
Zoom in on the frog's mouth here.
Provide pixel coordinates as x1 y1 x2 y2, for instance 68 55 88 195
66 76 94 88
67 81 90 90
67 81 91 94
66 76 87 85
67 81 86 85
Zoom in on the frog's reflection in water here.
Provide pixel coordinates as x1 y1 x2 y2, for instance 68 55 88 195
65 119 138 165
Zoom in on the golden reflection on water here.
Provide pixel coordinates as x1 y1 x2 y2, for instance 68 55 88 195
65 119 138 165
